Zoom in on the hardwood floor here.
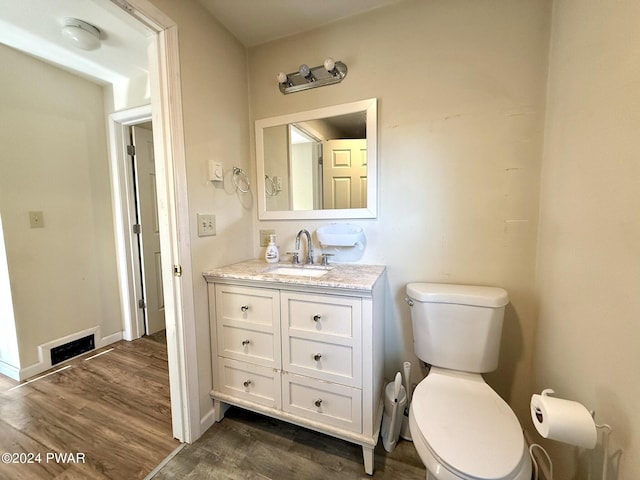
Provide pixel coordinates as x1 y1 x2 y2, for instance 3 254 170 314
0 336 424 479
151 407 426 479
0 337 179 480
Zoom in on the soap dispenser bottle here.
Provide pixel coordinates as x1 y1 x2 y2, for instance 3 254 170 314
265 234 279 263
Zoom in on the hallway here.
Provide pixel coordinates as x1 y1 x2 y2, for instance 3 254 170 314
0 337 178 479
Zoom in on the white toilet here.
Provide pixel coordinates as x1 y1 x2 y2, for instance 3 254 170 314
405 283 532 480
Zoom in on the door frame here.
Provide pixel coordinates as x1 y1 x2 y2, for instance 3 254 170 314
132 122 165 336
108 0 199 443
108 105 151 342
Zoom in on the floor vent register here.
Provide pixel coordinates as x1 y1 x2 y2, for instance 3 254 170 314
51 334 96 365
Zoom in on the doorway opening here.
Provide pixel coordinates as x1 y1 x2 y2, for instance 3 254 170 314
107 2 200 441
0 0 198 444
129 122 166 338
108 106 170 344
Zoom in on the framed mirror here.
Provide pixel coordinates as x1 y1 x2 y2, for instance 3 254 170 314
256 98 377 220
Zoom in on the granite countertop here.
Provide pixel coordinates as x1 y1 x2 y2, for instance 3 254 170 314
203 259 386 292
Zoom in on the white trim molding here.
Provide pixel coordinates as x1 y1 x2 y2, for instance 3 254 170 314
18 326 122 381
0 360 20 381
108 105 153 342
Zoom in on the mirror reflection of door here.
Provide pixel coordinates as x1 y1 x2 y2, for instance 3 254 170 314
289 125 322 210
259 102 373 217
322 139 367 209
131 123 165 335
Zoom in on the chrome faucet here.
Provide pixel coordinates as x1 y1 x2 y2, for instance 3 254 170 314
295 229 314 264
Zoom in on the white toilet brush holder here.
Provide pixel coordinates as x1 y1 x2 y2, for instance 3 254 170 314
381 372 407 452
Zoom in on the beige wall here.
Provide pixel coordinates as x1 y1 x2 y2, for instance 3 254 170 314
533 0 640 477
248 0 551 424
148 0 253 423
0 44 121 370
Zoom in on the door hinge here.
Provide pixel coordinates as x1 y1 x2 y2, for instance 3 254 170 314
138 298 146 309
173 264 182 277
132 224 141 234
127 144 136 156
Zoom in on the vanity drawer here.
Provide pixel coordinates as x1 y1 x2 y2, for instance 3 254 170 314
215 284 279 328
218 324 279 368
217 358 281 409
282 372 361 433
284 336 360 387
281 292 361 339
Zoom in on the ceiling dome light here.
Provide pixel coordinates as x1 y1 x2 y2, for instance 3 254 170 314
61 18 101 51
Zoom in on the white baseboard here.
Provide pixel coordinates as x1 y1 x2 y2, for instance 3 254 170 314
0 359 20 381
199 406 218 439
101 330 124 346
19 326 123 381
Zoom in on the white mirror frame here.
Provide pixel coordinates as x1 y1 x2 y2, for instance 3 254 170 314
256 98 377 220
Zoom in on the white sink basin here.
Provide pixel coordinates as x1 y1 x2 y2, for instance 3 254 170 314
263 265 332 278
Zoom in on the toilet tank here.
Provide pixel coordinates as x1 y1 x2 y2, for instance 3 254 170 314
406 283 509 373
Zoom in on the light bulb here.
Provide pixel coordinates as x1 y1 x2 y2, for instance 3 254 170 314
299 64 311 78
324 58 336 72
277 72 288 84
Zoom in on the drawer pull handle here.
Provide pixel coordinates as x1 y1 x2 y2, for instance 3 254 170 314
242 339 251 346
314 399 323 408
240 305 249 312
243 380 252 388
313 314 322 322
313 353 322 362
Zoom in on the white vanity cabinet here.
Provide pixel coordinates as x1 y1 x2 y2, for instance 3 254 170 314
214 284 282 409
280 291 363 433
204 260 386 475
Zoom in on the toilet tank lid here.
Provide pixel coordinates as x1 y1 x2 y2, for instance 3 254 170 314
406 283 508 308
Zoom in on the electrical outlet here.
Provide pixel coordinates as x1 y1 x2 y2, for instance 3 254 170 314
259 229 275 247
197 214 216 237
29 211 44 228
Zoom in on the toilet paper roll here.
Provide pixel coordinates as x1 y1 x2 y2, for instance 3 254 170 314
530 389 597 449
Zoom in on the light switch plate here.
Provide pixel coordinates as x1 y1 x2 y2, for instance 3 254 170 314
197 214 216 237
29 211 44 228
259 229 275 247
208 160 223 182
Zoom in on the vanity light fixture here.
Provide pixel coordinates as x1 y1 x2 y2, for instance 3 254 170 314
61 18 101 51
277 57 347 94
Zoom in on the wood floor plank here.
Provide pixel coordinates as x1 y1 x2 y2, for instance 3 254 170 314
53 362 172 427
0 337 179 480
151 408 425 480
0 418 67 480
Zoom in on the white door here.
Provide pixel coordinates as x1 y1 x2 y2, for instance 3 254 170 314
132 124 165 335
322 139 367 209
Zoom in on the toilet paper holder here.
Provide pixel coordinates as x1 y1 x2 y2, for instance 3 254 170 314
532 388 558 423
530 389 613 480
530 388 612 450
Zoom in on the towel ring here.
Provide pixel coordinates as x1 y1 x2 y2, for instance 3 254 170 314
265 175 277 196
232 167 250 193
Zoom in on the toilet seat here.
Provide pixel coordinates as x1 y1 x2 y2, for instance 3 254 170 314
410 368 528 480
